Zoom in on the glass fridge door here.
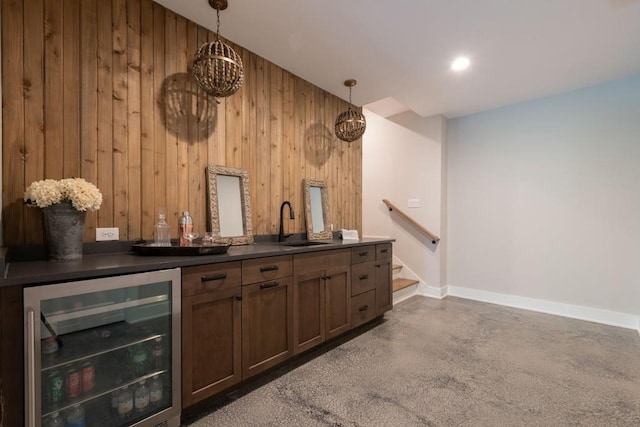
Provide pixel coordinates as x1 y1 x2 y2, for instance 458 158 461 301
24 268 181 427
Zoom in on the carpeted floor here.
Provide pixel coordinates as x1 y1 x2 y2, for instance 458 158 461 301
187 296 640 426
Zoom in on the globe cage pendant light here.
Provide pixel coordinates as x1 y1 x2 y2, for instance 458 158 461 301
334 79 366 144
192 0 244 98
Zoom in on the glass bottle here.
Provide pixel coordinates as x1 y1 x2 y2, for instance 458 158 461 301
117 386 133 420
65 404 85 427
154 207 171 246
134 380 150 413
42 411 64 427
179 211 193 246
151 336 164 371
149 375 163 407
132 344 147 377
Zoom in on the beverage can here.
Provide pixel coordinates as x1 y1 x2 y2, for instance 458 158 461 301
47 369 64 405
81 361 95 393
65 364 81 399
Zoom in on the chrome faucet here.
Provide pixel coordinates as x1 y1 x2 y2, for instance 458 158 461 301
278 201 295 242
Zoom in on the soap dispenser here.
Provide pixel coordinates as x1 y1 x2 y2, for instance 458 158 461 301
153 207 171 246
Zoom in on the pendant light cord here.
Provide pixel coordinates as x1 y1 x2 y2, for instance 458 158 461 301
216 8 221 41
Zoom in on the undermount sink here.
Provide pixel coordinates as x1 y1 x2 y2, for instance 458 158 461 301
281 240 331 247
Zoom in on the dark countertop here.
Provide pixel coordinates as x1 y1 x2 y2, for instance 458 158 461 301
1 237 394 288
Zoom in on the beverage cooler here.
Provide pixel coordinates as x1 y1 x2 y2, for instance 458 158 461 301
24 268 181 427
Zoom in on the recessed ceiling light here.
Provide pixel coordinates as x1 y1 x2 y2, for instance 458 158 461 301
451 56 470 71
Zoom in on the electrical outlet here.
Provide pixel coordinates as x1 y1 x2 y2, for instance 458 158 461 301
408 199 421 208
96 227 119 241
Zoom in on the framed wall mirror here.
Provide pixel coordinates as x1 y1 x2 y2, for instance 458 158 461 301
207 165 254 245
303 179 333 240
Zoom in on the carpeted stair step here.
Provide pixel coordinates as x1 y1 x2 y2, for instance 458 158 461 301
393 278 419 292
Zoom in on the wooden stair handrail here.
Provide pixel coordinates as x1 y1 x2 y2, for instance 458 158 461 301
382 199 440 244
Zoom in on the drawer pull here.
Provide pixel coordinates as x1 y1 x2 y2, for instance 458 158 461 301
260 281 280 289
380 249 388 253
260 265 279 272
359 305 369 312
359 251 368 257
201 273 227 282
235 295 243 301
359 274 369 280
322 275 332 280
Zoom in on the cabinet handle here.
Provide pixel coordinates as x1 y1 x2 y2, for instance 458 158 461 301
260 281 280 289
359 305 369 312
376 264 381 268
359 274 369 280
235 295 243 301
26 309 36 427
201 273 227 282
322 275 332 280
260 265 279 272
380 248 388 253
359 251 368 257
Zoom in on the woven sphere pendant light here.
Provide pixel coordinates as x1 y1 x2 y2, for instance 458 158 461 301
335 79 366 143
192 0 244 98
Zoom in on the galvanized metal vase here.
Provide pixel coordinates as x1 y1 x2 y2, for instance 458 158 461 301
42 201 86 261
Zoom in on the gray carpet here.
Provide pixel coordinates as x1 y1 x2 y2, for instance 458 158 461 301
187 296 640 426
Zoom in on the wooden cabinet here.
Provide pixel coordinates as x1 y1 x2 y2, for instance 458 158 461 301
350 243 393 325
182 262 242 407
375 243 393 315
241 277 293 379
241 255 294 379
292 249 351 354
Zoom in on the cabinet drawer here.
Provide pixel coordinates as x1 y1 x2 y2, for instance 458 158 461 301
294 249 350 272
351 245 375 264
376 243 392 261
351 261 376 296
242 255 293 285
351 290 376 327
182 262 242 297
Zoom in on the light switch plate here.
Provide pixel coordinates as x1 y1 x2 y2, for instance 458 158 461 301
96 227 119 241
408 199 421 208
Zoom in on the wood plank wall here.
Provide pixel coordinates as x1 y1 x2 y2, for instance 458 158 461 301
1 0 362 246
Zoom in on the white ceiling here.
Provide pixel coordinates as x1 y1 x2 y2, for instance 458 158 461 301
155 0 640 118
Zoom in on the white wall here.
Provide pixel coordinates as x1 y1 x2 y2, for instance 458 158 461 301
362 110 445 292
447 74 640 327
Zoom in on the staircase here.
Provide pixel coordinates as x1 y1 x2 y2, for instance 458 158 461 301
392 263 419 304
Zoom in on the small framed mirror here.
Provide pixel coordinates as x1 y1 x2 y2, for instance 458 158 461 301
303 179 332 240
207 165 254 245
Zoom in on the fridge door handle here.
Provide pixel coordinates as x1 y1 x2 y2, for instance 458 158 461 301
26 308 36 427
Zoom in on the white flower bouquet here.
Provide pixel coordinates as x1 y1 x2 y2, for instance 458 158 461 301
24 178 103 212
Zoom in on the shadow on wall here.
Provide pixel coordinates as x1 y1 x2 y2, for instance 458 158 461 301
305 123 335 167
161 72 218 142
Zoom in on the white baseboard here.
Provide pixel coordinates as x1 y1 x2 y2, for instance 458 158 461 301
447 285 640 331
417 283 447 299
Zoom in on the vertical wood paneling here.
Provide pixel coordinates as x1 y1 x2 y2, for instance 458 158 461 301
96 0 114 228
44 0 64 180
127 0 142 239
139 0 154 236
2 0 26 245
152 2 166 226
112 0 129 238
62 0 80 178
80 0 99 240
23 0 45 243
2 0 364 246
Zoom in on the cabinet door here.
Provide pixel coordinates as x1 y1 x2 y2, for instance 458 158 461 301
375 259 393 315
182 286 242 407
292 270 325 355
242 277 293 379
324 266 351 340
